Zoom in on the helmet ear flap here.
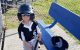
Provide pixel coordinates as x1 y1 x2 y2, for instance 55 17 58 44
30 13 35 21
17 13 22 21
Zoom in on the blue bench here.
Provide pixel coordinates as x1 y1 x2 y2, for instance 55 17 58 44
37 20 55 50
49 2 80 40
37 2 80 50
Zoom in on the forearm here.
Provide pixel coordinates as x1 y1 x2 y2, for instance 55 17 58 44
38 33 42 41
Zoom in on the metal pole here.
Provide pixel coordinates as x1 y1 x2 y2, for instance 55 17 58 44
0 1 4 31
0 1 5 50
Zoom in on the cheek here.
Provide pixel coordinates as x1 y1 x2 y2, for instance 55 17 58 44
22 16 30 21
22 17 26 20
26 17 30 20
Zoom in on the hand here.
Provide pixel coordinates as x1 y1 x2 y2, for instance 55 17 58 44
23 41 32 49
27 42 32 49
2 26 7 31
38 33 42 41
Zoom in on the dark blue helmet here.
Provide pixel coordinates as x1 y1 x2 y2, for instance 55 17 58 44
17 4 35 21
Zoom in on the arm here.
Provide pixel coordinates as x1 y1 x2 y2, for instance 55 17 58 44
36 26 42 41
21 31 32 49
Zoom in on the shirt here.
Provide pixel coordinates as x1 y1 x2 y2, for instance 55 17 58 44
18 21 41 41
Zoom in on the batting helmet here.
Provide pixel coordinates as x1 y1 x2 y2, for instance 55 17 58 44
17 4 35 21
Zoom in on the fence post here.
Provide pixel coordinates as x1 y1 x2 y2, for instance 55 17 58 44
0 1 4 32
0 1 5 50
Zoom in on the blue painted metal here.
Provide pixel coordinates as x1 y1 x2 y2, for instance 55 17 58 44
46 20 57 28
37 20 55 50
49 3 80 40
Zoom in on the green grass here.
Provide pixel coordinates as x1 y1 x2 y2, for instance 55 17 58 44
32 0 53 24
58 0 80 15
4 8 19 29
4 8 18 17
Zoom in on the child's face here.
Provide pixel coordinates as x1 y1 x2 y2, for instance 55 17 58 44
22 15 30 23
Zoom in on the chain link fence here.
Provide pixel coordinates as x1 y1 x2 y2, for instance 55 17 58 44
58 0 80 15
31 0 53 24
2 0 80 29
0 0 80 50
31 0 80 24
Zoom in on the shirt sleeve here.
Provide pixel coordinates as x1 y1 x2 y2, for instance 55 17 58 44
18 26 21 38
21 32 25 41
36 26 41 34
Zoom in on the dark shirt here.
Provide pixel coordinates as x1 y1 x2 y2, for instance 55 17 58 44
18 21 38 41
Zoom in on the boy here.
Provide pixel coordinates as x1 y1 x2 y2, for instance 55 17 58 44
17 4 42 50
